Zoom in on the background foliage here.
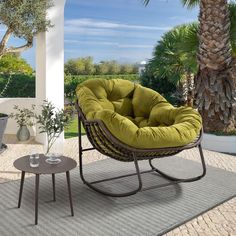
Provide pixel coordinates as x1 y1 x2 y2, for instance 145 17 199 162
0 74 35 98
0 53 33 74
65 74 139 103
140 68 177 105
65 57 138 76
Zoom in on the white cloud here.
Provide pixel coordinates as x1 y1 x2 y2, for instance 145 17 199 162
65 18 171 32
64 39 117 45
65 27 164 40
65 26 117 36
64 39 153 49
118 44 153 49
169 16 196 22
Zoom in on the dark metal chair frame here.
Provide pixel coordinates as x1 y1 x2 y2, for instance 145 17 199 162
76 101 206 197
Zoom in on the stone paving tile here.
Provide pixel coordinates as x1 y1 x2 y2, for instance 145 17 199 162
1 134 236 235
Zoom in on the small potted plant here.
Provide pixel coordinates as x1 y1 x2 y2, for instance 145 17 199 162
10 105 35 141
36 100 70 164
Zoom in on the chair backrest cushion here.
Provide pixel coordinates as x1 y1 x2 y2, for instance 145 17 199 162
76 79 202 149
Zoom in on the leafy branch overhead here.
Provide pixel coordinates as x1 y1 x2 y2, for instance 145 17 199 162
0 0 53 58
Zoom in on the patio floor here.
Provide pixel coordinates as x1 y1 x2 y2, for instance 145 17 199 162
1 134 236 236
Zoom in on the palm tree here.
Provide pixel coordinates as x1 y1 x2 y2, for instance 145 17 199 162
144 0 236 133
149 23 198 106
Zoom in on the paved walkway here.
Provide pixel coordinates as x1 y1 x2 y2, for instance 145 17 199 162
1 135 236 235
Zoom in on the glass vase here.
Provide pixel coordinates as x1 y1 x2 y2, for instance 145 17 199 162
44 141 62 164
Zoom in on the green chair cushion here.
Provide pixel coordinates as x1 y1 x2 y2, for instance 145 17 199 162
76 79 202 149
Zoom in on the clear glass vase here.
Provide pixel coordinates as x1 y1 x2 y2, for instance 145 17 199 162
44 141 62 164
45 153 61 164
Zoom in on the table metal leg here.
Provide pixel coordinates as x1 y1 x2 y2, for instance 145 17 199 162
35 174 40 225
18 171 25 208
66 171 74 216
52 174 56 201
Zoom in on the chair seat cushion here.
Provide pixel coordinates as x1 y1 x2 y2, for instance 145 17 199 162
76 79 202 149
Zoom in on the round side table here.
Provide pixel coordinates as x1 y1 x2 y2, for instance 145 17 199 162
13 154 77 225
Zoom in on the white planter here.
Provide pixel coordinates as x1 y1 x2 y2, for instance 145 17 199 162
202 133 236 153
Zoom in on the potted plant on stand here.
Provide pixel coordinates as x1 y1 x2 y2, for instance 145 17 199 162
9 105 35 141
37 100 70 164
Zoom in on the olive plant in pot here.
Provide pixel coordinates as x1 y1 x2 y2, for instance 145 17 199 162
36 100 70 164
9 105 36 141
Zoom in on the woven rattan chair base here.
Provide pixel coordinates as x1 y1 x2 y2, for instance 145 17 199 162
76 102 206 197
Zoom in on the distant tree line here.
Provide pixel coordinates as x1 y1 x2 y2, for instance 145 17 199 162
64 57 138 75
0 54 140 98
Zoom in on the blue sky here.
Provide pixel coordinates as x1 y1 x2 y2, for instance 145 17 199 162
0 0 199 68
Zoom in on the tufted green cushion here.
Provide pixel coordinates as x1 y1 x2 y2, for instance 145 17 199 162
76 79 202 149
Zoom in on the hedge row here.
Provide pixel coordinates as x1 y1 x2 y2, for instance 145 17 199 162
0 74 35 98
0 74 140 99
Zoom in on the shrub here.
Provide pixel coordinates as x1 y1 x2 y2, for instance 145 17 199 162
140 69 179 105
0 74 35 98
0 54 33 74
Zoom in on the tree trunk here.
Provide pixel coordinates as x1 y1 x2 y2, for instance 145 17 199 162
195 0 236 133
186 73 194 107
196 63 236 132
0 28 32 58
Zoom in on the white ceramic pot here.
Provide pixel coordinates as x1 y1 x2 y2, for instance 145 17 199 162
17 125 30 141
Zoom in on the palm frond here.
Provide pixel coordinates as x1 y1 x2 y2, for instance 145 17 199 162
181 0 199 9
148 23 199 85
143 0 150 6
144 0 199 8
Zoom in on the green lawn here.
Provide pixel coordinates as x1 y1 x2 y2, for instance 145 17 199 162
64 117 85 139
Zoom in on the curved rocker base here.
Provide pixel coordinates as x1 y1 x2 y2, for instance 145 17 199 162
149 144 206 183
79 156 143 197
79 144 206 197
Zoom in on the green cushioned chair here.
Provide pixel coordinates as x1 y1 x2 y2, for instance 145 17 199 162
76 79 206 197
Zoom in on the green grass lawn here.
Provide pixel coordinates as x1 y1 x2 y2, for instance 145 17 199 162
64 117 85 139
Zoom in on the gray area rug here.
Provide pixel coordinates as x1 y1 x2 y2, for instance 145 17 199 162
0 156 236 236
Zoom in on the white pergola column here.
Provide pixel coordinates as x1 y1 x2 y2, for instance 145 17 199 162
35 0 66 152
